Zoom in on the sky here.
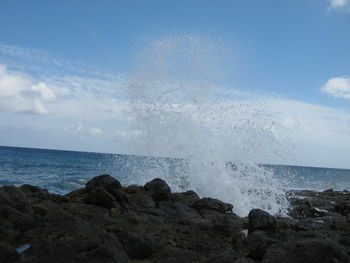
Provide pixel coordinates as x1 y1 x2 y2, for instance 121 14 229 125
0 0 350 169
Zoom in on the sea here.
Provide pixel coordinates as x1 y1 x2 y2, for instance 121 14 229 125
1 145 349 193
1 145 349 216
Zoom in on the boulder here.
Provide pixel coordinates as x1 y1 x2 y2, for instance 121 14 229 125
83 187 118 208
144 178 172 201
116 230 163 259
174 190 200 206
85 174 122 193
248 209 277 234
193 198 233 214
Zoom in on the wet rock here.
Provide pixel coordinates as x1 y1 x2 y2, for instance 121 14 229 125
144 178 172 201
193 198 233 214
85 174 122 193
174 190 200 206
116 230 163 259
248 209 277 234
83 187 118 208
157 201 201 223
0 175 349 263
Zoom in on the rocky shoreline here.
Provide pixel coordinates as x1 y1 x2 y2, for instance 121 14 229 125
0 175 349 262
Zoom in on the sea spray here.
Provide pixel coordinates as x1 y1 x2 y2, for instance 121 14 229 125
123 34 290 216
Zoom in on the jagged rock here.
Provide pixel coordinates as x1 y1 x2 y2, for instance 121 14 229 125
193 198 233 214
116 230 163 259
0 175 349 263
0 242 19 262
248 209 277 234
335 200 350 216
85 174 122 193
174 190 200 206
0 185 28 211
21 234 130 263
263 238 349 263
204 248 240 263
152 247 203 263
83 187 118 208
157 201 201 223
144 178 172 201
239 234 280 260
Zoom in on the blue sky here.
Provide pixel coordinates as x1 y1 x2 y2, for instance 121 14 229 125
1 0 350 168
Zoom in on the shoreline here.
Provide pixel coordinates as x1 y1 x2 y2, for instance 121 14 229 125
1 174 349 262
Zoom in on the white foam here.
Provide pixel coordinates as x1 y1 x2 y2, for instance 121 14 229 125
123 34 290 216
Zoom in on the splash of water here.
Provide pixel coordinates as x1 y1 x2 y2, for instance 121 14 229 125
124 34 289 216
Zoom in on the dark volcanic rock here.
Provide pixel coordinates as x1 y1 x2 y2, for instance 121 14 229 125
248 209 277 234
152 247 203 263
194 198 233 214
174 190 200 207
144 178 172 201
116 230 163 259
263 238 349 263
0 175 349 263
83 187 118 208
0 242 19 262
85 174 122 192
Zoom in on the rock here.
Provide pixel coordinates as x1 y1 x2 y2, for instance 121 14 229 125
0 175 349 263
152 247 203 263
157 201 201 223
239 234 279 260
248 209 277 234
144 178 172 201
20 184 49 201
263 239 349 263
0 185 28 211
174 190 200 206
108 188 128 206
85 174 122 193
335 200 350 216
21 234 130 263
204 248 240 263
116 230 163 259
0 242 19 262
275 216 298 232
193 198 233 214
83 187 118 208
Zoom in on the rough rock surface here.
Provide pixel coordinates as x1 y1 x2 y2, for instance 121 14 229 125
0 175 349 262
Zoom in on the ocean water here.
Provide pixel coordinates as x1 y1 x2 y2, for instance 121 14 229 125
1 145 349 196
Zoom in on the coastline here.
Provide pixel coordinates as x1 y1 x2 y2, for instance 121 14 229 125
1 175 349 262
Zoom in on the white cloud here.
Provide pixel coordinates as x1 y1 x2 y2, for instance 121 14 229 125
0 64 56 114
321 77 350 99
89 127 103 136
1 62 350 168
328 0 350 11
